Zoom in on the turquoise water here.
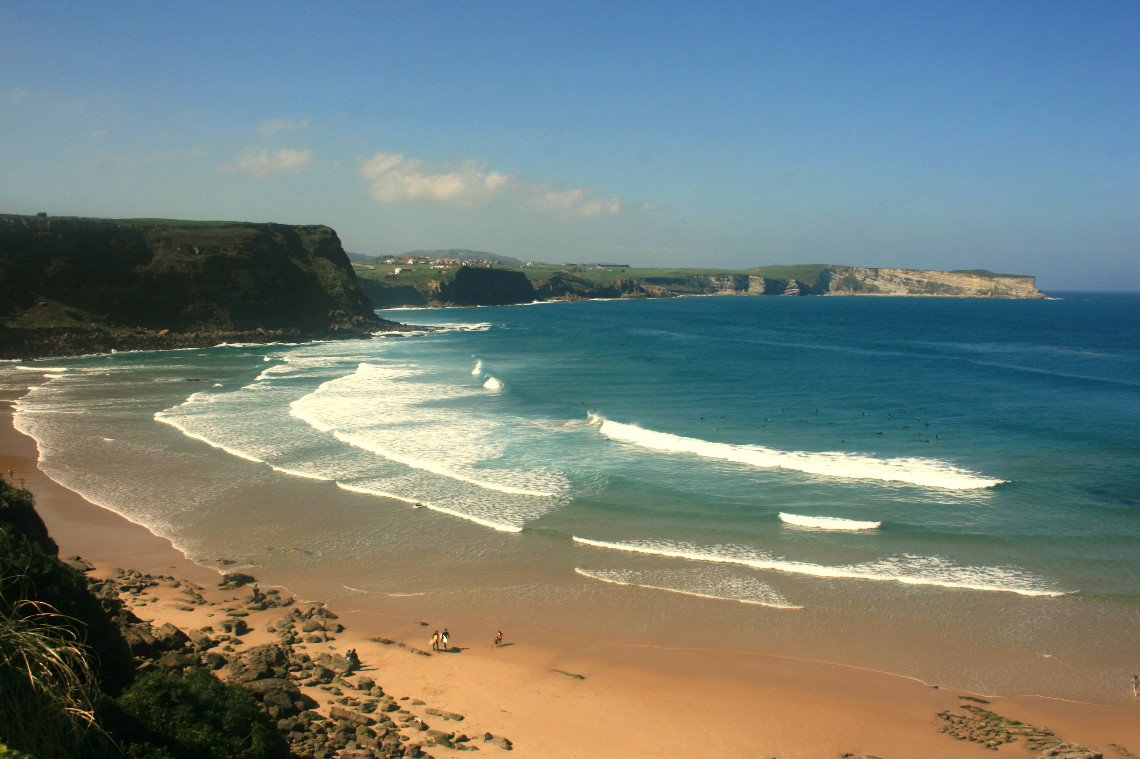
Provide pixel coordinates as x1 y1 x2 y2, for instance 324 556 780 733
5 293 1139 697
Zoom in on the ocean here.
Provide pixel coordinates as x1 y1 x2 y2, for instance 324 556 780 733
5 293 1139 701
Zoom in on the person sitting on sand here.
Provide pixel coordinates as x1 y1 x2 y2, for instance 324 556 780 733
346 649 360 672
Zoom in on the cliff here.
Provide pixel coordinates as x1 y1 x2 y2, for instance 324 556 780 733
527 265 1043 301
354 262 1045 310
819 266 1043 298
361 265 536 308
0 214 405 358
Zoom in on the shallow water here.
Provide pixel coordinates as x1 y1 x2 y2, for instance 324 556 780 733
6 293 1138 700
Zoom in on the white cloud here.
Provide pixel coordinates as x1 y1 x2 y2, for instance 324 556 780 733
521 187 622 219
258 118 311 137
359 152 514 205
219 147 313 178
358 149 634 219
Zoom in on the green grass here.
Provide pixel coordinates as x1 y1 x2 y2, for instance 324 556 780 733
950 269 1030 279
748 264 831 286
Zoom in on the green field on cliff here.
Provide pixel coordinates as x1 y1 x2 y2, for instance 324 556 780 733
352 261 832 288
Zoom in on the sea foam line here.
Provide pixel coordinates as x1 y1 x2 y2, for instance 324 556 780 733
574 568 802 609
332 430 558 498
572 537 1063 597
335 482 524 533
779 512 882 531
591 415 1003 490
153 411 266 465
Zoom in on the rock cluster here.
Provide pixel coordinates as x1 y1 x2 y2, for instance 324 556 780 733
937 698 1103 759
87 568 516 759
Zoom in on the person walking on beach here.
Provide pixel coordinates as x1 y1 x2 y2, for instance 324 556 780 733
431 630 440 652
441 628 450 651
495 630 503 647
1132 674 1139 698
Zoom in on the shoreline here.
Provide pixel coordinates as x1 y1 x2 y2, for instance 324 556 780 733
3 392 1138 757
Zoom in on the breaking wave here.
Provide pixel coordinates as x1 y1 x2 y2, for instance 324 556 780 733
779 512 882 530
591 415 1003 490
572 536 1062 597
575 568 801 609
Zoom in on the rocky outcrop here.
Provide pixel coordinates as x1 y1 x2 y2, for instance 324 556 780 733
0 214 408 358
426 266 535 306
690 267 1042 298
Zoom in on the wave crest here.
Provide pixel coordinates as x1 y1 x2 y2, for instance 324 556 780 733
779 512 881 530
572 536 1062 597
590 414 1003 490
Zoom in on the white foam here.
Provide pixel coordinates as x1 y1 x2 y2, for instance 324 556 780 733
335 482 524 533
572 536 1063 597
591 414 1003 490
472 360 483 376
333 431 557 497
575 568 801 609
779 512 882 531
483 376 503 391
267 464 336 482
154 412 267 465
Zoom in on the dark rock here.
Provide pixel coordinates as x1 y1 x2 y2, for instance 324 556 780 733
488 735 512 750
220 572 256 588
155 651 196 669
121 624 159 655
187 628 214 648
154 622 191 649
242 677 300 696
63 555 94 572
311 665 335 683
261 688 299 715
330 706 375 727
425 707 464 721
202 651 227 670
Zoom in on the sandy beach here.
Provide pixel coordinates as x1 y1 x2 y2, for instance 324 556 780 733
3 387 1138 759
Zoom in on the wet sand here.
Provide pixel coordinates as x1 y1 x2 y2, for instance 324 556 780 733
3 395 1137 758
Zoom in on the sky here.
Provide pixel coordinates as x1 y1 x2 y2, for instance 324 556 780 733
1 1 1137 291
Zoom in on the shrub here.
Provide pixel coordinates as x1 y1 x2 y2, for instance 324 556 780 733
113 668 289 759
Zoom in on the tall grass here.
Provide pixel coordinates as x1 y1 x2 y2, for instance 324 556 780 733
0 530 109 757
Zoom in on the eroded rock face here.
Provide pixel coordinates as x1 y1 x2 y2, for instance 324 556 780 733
821 266 1044 298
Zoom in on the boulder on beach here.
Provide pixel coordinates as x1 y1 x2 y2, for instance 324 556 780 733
220 571 256 588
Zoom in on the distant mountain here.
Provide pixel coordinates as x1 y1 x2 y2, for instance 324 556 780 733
397 249 527 266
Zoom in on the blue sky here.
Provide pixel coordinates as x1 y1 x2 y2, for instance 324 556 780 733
2 1 1136 290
